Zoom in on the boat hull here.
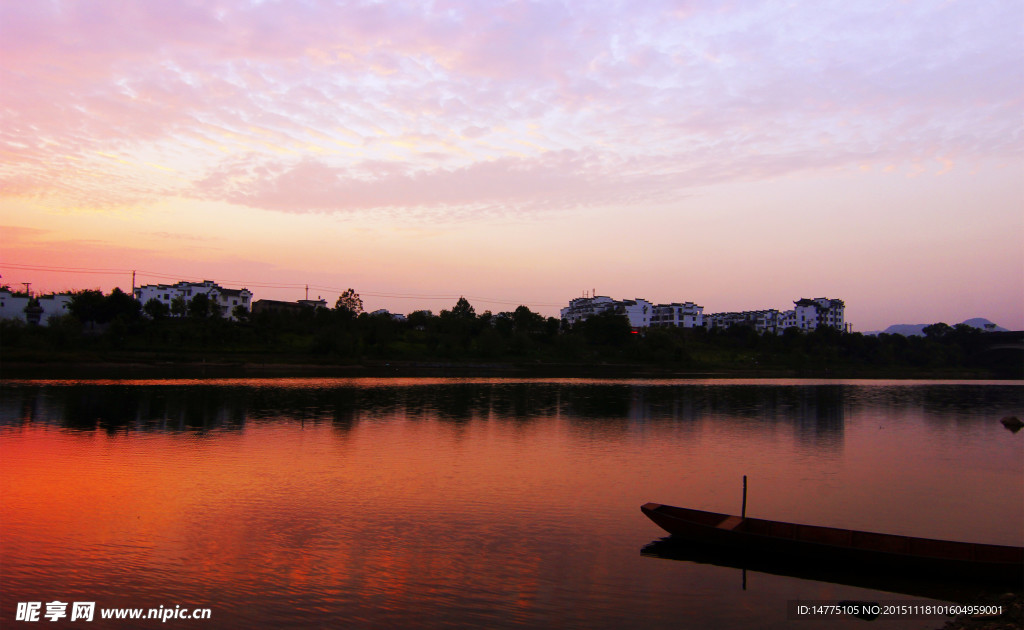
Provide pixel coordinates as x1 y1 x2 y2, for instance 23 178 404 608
641 503 1024 584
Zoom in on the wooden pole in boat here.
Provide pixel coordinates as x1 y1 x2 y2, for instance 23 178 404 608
742 475 747 518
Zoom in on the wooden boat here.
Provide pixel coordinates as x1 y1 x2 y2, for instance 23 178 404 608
641 503 1024 584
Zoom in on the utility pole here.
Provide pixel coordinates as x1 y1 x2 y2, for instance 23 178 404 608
22 282 31 297
132 270 136 297
305 284 309 301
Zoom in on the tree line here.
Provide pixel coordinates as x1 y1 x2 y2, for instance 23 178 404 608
1 288 1019 378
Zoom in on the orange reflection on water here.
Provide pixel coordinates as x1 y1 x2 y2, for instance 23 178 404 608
2 418 591 616
2 381 1021 629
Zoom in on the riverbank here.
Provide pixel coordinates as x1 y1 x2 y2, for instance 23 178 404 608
4 315 1020 379
0 354 1013 381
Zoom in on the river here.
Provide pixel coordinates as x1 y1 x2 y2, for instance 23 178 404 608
1 378 1021 628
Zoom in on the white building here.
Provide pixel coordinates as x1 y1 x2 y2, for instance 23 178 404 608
618 299 653 329
561 296 653 329
704 299 846 333
704 311 749 331
560 296 618 325
369 309 407 321
0 290 72 325
562 296 702 330
705 309 785 334
793 298 846 331
135 280 252 320
651 302 704 328
563 294 848 334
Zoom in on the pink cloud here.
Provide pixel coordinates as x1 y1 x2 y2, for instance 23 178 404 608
1 0 1021 214
193 151 673 216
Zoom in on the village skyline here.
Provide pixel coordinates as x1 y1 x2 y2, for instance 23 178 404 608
1 275 1017 336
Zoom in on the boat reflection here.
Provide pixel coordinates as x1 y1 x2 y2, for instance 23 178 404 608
640 537 1020 604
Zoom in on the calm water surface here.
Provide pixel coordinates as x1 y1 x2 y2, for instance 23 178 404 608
1 378 1021 629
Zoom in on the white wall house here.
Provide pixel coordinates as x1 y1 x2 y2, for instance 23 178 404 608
561 296 652 329
706 309 787 334
562 296 701 330
560 296 618 325
793 298 846 331
704 300 846 334
618 299 653 329
567 294 849 334
370 309 407 321
0 290 73 325
135 280 252 320
650 302 704 328
704 311 748 331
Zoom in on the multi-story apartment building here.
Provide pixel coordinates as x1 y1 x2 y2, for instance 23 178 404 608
135 280 252 320
566 294 847 334
0 290 72 325
650 302 704 328
705 299 846 333
618 298 653 329
793 297 846 331
705 309 784 334
561 296 701 330
560 296 619 325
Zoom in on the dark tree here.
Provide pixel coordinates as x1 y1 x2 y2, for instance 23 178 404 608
170 296 187 318
512 305 545 334
923 323 953 339
450 297 476 319
68 290 106 323
105 288 141 321
68 288 139 324
144 298 170 319
407 310 433 330
188 293 211 319
335 288 364 315
576 311 633 346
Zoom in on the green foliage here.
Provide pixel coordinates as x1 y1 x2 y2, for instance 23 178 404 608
170 296 187 317
144 298 170 319
4 288 1020 378
923 322 953 339
68 289 106 323
335 289 364 316
69 288 141 324
188 293 211 319
449 297 476 319
574 310 633 347
106 288 142 322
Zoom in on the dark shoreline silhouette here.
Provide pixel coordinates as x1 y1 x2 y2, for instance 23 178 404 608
2 292 1021 380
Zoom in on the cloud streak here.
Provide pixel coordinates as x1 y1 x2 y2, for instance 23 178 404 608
2 0 1020 214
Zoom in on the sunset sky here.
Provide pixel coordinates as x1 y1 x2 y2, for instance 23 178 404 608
1 0 1021 331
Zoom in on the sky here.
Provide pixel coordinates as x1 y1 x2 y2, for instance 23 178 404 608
1 0 1021 331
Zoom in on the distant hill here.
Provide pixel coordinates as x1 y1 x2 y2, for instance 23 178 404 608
865 318 1009 337
959 318 1009 332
